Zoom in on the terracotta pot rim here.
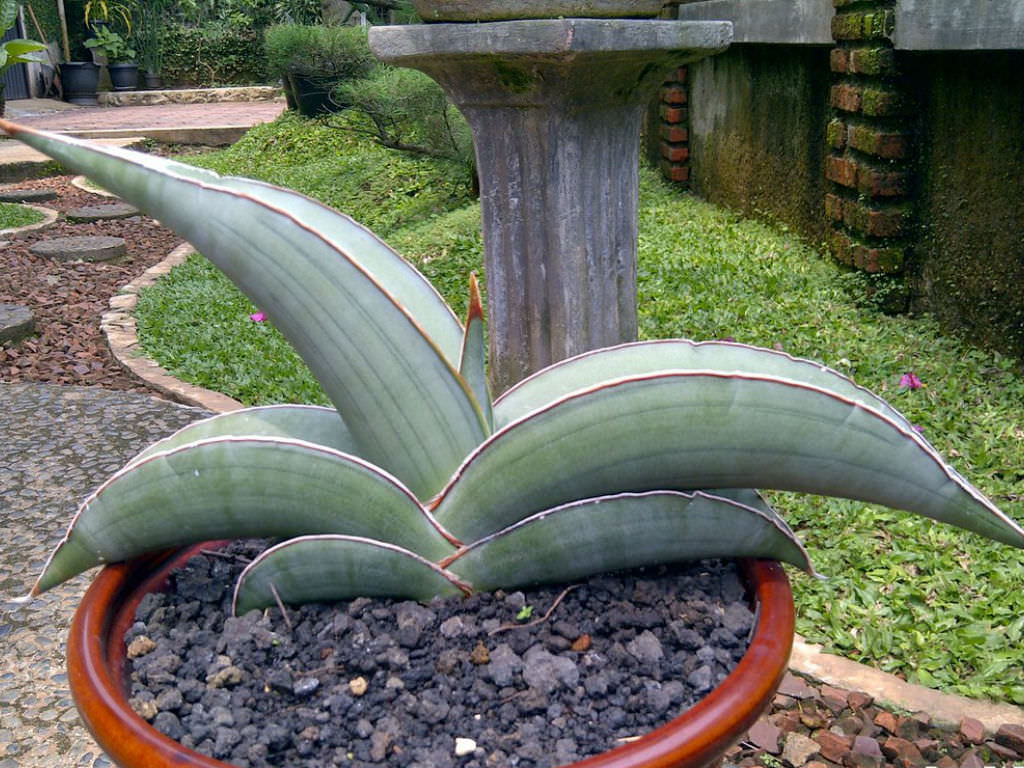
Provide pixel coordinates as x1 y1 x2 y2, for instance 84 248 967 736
68 547 794 768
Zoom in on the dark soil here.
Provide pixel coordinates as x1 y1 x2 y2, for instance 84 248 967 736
126 542 755 768
0 175 183 392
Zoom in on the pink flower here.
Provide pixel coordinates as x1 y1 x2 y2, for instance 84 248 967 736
899 372 923 390
249 311 267 323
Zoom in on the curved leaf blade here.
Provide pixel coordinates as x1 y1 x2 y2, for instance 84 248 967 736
0 122 485 499
131 405 356 465
494 339 916 430
233 535 466 614
458 273 493 433
29 437 455 597
435 372 1024 548
446 490 815 592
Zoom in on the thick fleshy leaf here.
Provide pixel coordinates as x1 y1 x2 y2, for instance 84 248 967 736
494 339 916 430
233 535 467 614
446 491 815 592
0 121 485 500
27 437 455 597
434 372 1024 548
130 405 356 465
458 274 493 433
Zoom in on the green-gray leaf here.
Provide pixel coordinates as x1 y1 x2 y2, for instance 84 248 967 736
0 122 485 500
29 437 455 597
493 339 915 430
446 490 815 592
434 372 1024 548
131 405 356 465
233 535 466 614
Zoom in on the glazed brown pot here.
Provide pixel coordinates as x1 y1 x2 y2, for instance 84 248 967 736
68 546 794 768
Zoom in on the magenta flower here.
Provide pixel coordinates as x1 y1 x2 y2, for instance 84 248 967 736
249 311 267 323
899 372 923 390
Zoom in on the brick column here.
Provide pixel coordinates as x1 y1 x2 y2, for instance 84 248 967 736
825 1 914 290
655 67 691 186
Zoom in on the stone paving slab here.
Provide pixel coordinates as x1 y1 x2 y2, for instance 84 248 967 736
0 383 208 768
30 235 127 263
0 302 33 344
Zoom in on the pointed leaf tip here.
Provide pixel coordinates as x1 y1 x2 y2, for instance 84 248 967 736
467 272 484 325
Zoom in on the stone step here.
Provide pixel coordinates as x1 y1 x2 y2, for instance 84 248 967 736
0 302 34 344
30 235 127 263
66 203 140 223
0 187 58 203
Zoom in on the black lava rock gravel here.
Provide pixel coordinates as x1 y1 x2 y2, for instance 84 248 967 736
126 542 755 768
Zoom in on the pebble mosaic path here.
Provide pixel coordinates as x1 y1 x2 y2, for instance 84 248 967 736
0 383 207 768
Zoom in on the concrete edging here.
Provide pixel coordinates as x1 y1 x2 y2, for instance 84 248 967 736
107 246 1024 737
101 242 243 414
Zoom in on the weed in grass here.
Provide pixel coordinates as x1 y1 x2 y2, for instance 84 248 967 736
135 118 1023 703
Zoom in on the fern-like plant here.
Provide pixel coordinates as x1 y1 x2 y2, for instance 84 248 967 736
3 120 1021 616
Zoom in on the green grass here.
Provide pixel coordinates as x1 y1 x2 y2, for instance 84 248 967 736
135 117 1024 703
0 202 46 229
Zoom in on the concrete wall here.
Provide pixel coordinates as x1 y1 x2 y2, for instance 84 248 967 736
894 0 1024 50
677 0 833 45
688 45 832 244
904 51 1024 355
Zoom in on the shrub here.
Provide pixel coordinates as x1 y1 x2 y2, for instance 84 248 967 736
337 66 474 168
159 22 269 86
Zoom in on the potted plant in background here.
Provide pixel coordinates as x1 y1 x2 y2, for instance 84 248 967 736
264 23 376 117
0 0 46 116
134 0 169 89
84 25 137 90
2 121 1022 768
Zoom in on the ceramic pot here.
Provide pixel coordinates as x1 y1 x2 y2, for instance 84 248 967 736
67 546 794 768
412 0 665 22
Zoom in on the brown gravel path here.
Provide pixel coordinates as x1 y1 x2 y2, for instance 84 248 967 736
0 175 182 393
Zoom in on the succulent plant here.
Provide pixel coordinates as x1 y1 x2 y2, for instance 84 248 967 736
5 120 1022 617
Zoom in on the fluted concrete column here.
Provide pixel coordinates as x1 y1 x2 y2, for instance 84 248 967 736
370 19 731 394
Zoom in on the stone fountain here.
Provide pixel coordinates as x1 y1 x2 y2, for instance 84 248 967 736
369 4 731 393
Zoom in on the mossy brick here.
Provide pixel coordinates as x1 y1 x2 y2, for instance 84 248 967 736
853 241 905 273
659 104 687 123
660 85 687 106
659 160 689 184
850 46 897 76
661 142 689 163
659 124 688 143
829 227 856 266
826 155 859 189
848 124 908 159
665 66 687 83
856 166 909 197
830 83 863 113
832 10 894 40
842 199 910 238
861 87 907 117
830 48 849 73
827 119 848 150
825 193 845 222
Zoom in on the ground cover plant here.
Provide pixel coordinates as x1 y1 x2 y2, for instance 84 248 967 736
0 201 45 229
125 117 1024 704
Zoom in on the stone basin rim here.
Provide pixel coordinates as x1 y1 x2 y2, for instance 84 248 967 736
369 18 734 59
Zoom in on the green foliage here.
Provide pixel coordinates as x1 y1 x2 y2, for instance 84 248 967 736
187 112 474 235
84 26 136 62
0 202 45 229
83 0 136 31
264 23 374 79
24 1 62 44
337 67 474 167
158 22 268 86
0 0 46 78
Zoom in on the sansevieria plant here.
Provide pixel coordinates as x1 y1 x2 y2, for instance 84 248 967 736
5 120 1023 617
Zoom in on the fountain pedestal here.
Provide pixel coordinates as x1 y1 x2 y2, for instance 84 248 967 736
370 19 731 394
